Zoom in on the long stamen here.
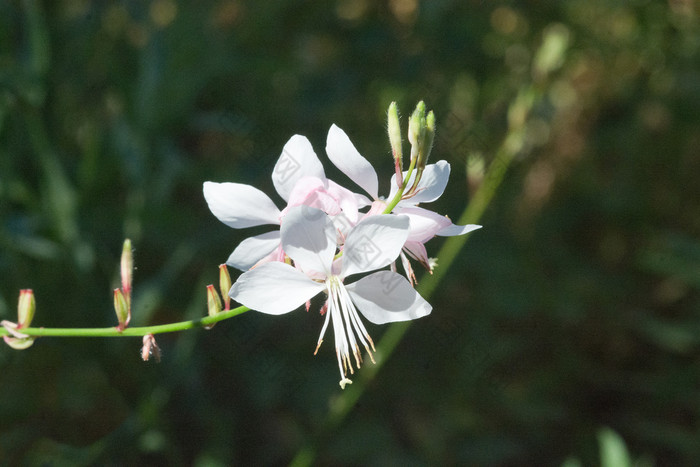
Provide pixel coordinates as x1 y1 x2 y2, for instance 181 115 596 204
337 284 376 362
329 280 352 376
314 299 332 355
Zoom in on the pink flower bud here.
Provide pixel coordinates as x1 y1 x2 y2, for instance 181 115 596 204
218 264 232 310
120 239 133 309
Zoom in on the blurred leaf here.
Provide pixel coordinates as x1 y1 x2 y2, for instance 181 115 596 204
598 427 631 467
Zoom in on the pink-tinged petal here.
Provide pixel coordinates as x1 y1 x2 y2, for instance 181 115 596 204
272 135 325 202
341 214 409 278
389 160 451 205
326 124 379 200
203 181 281 228
229 261 325 314
437 223 482 237
403 240 432 272
396 206 453 243
226 231 281 271
284 176 342 216
346 271 432 324
281 206 336 275
326 179 361 224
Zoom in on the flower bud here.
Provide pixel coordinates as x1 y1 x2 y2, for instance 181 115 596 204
387 102 403 164
120 239 133 308
114 288 130 330
408 101 426 148
219 264 232 310
17 289 35 329
417 110 436 170
207 284 222 317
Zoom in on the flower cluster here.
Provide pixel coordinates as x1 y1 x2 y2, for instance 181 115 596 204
204 102 481 388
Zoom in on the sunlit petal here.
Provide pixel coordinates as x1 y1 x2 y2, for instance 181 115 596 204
229 262 324 314
389 160 451 205
281 206 336 275
272 135 325 202
326 124 379 200
226 231 281 271
203 181 281 228
341 214 409 278
437 223 482 237
346 271 432 324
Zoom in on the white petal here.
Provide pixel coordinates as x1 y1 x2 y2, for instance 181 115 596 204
272 135 325 202
437 223 482 237
389 160 451 205
226 231 280 271
326 124 379 200
229 261 324 314
341 214 409 278
203 182 281 228
281 206 336 275
396 206 453 243
346 271 432 324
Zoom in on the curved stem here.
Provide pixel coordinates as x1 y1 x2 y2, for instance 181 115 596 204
0 306 250 338
382 155 418 214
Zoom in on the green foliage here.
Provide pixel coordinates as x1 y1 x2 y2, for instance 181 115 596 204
1 0 700 464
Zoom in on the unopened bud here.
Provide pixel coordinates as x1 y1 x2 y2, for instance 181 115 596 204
113 288 130 330
417 110 436 170
120 239 133 308
17 289 35 328
218 264 232 310
387 102 403 164
408 101 426 148
207 284 222 318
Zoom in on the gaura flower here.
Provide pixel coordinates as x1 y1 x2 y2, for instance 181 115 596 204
229 206 432 388
325 124 481 280
203 134 363 271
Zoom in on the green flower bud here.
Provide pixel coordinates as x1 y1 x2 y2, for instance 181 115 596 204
207 284 222 318
417 110 436 170
17 289 35 329
408 100 426 148
387 102 403 165
113 288 130 330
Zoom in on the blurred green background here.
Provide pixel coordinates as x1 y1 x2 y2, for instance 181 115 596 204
2 0 700 465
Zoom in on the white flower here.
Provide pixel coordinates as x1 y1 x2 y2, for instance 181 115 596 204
203 134 362 270
323 124 482 282
229 206 432 388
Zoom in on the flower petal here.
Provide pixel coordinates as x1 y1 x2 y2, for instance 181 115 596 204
345 271 432 324
281 206 336 275
226 231 281 271
389 160 451 205
272 135 325 202
437 223 482 237
285 176 342 216
396 206 453 243
229 261 325 314
341 214 409 278
326 124 379 200
203 182 281 228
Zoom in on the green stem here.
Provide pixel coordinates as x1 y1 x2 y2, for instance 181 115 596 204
382 154 417 214
1 306 249 338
